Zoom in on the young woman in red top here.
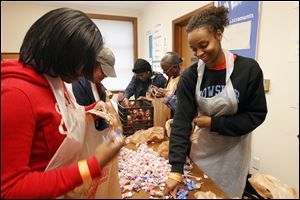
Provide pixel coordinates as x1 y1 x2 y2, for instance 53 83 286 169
1 8 124 198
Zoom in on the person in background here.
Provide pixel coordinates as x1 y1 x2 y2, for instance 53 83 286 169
72 47 116 131
151 52 182 117
1 8 124 198
123 58 167 106
164 6 267 198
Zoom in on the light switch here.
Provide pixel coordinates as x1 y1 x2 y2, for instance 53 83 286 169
263 79 270 92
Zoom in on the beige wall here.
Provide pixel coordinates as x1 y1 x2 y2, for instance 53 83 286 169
1 1 140 52
2 1 299 193
251 1 299 192
137 1 213 58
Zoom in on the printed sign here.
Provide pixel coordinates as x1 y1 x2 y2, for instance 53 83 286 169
219 1 260 59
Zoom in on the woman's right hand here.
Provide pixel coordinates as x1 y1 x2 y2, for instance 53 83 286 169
154 87 167 98
94 134 125 167
137 96 153 102
193 115 212 128
123 98 129 107
164 177 180 198
149 85 158 97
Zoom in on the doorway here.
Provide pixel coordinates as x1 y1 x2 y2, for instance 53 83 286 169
172 2 214 69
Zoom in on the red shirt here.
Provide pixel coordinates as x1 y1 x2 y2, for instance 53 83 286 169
209 54 237 70
1 60 101 198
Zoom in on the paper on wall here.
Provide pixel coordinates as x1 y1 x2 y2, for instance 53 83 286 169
222 20 251 50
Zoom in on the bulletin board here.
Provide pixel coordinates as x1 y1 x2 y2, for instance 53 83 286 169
218 1 260 59
147 23 167 72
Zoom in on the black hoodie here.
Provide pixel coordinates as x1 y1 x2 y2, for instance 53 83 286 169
169 55 268 173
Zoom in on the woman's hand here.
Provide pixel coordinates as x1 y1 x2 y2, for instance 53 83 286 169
137 96 153 102
148 85 158 97
149 86 167 98
193 115 212 128
123 98 129 107
87 100 114 126
106 90 113 100
164 177 180 198
93 100 107 111
155 87 168 98
157 89 173 104
94 135 125 167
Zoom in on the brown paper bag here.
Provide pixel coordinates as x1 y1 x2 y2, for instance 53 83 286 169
66 100 122 199
106 100 123 131
152 97 171 127
66 156 121 199
248 173 299 199
194 191 222 199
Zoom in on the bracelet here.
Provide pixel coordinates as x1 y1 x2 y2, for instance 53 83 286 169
168 172 183 182
169 174 183 182
78 160 92 183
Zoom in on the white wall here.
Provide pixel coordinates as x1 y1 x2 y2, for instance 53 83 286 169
1 0 299 193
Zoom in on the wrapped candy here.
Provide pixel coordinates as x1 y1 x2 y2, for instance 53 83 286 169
118 144 171 197
119 144 198 198
177 189 189 199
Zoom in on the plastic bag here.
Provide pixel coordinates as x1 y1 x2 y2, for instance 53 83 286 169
66 100 123 199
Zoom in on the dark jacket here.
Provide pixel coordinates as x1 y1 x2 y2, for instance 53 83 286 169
124 72 167 99
169 55 268 173
72 77 108 131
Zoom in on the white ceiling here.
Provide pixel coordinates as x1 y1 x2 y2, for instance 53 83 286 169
25 1 153 11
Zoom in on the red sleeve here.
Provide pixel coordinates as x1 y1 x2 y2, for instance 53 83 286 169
1 88 101 198
85 101 98 111
87 156 102 178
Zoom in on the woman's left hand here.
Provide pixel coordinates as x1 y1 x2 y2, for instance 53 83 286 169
106 91 113 100
88 100 114 126
193 115 212 128
154 87 167 98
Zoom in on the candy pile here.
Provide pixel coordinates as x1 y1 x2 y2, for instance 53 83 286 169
118 144 171 198
118 144 204 199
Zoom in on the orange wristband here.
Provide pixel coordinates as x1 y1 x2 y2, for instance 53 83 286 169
168 172 183 182
78 160 92 182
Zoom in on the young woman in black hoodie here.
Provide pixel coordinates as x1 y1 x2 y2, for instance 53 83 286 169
164 6 267 198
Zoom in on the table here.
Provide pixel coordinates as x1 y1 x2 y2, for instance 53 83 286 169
125 140 229 199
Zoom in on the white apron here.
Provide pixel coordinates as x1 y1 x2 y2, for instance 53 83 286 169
190 50 251 198
44 75 86 172
43 75 121 199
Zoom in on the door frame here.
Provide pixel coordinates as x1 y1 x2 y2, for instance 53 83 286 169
172 2 214 54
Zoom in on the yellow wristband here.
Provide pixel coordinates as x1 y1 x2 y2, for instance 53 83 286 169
78 160 92 182
169 172 183 177
169 175 183 182
168 172 183 182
